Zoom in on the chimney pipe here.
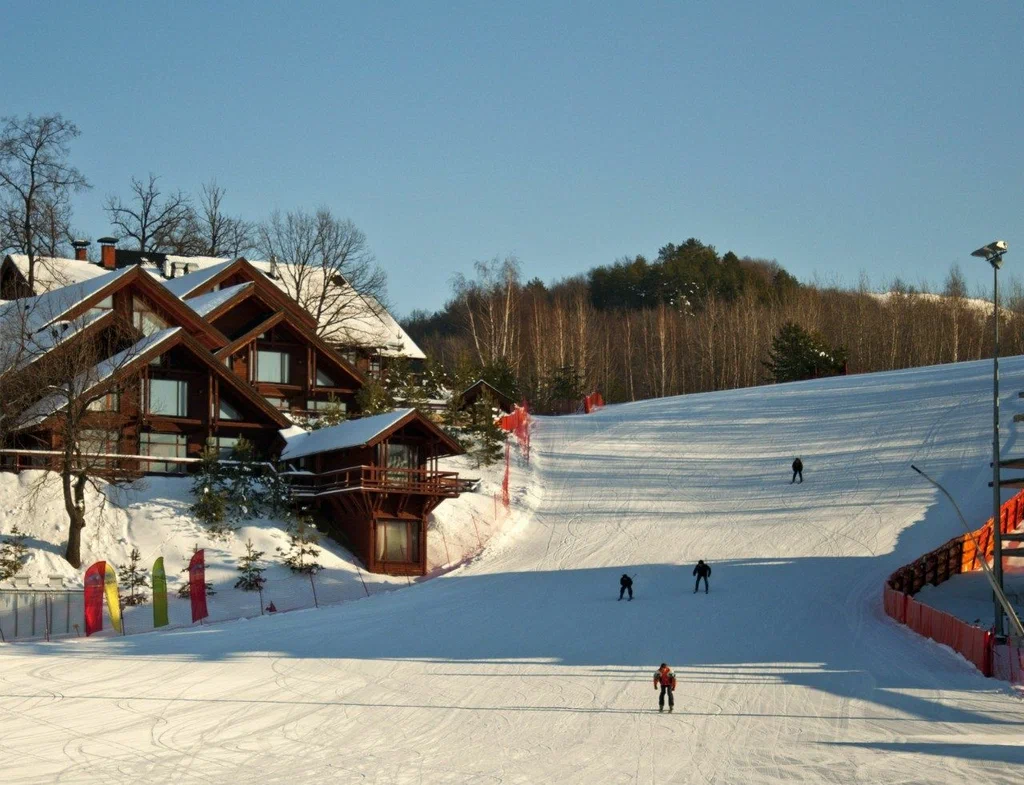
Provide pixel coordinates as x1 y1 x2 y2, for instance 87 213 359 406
72 239 91 262
97 236 118 270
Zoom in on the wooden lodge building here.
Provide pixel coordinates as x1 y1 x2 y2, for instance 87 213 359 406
0 249 464 576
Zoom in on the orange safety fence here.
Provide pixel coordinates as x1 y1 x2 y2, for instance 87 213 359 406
496 402 531 463
582 392 604 414
883 488 1024 682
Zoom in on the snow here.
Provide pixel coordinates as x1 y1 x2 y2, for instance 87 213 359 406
4 358 1024 782
916 566 1024 627
279 408 415 461
0 266 129 339
4 253 111 292
184 282 253 317
159 260 235 298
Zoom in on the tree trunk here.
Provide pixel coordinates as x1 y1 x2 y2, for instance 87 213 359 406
62 469 88 568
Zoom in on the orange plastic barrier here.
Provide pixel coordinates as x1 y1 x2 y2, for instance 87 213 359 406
582 392 604 414
883 488 1024 681
496 403 531 463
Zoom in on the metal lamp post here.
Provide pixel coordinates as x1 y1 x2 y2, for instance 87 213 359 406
972 240 1009 637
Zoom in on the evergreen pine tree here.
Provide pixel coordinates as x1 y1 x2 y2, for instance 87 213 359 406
276 515 323 574
309 397 348 430
765 322 847 383
355 376 395 415
117 547 150 606
234 539 267 591
224 437 263 521
0 525 29 581
465 394 505 467
191 441 230 536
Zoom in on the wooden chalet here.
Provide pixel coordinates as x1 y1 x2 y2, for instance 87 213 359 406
459 379 516 414
281 409 464 575
0 252 467 576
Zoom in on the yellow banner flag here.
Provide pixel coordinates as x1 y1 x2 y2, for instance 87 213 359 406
104 562 122 634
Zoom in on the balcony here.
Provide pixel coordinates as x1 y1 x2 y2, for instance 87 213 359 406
285 465 467 498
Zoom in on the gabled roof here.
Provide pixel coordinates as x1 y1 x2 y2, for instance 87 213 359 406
0 266 132 338
459 379 515 410
3 253 110 292
279 408 463 461
185 282 253 318
159 260 236 298
17 327 292 432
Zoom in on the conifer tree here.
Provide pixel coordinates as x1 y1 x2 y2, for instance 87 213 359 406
309 396 349 430
224 437 263 520
276 515 322 574
191 441 230 536
0 525 29 581
465 394 505 467
234 539 267 591
765 322 847 383
117 547 150 606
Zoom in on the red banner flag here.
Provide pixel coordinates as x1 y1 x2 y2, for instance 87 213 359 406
189 549 208 623
83 561 105 636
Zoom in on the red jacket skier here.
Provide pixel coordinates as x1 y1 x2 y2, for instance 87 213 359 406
653 663 676 712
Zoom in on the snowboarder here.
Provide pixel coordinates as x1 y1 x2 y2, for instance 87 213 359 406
693 560 711 593
619 573 633 601
791 457 803 484
653 663 676 712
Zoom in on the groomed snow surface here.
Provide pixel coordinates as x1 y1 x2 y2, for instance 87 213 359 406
4 359 1024 782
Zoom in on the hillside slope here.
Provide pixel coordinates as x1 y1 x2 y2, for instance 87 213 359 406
3 358 1024 783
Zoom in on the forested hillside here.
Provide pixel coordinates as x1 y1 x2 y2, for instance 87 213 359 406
404 239 1020 412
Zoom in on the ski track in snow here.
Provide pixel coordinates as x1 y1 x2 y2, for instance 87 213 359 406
4 358 1024 783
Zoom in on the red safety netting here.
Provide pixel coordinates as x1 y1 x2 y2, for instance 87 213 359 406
992 639 1024 684
883 585 992 676
496 402 531 462
582 392 605 414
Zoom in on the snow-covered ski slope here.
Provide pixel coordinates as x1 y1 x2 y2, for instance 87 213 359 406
4 358 1024 784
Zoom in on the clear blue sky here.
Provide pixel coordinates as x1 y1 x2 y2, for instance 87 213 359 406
3 2 1022 315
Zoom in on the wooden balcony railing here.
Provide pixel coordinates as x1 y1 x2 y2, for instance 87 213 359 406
285 465 464 498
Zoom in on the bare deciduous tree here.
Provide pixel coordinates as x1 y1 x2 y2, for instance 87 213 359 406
104 174 194 253
0 114 89 288
194 180 254 258
451 255 521 369
257 207 387 341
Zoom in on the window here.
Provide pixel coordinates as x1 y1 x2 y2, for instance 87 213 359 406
381 442 419 484
376 520 420 563
87 295 113 318
306 398 346 413
369 355 382 377
256 350 290 384
79 429 119 455
140 433 187 474
132 296 168 336
87 390 120 412
149 378 188 417
215 437 239 459
264 396 290 411
218 398 243 421
315 368 337 387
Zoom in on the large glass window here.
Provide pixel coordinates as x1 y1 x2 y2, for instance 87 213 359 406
132 296 168 336
306 398 345 414
79 429 119 455
315 368 337 387
149 378 188 417
376 520 420 563
218 398 243 421
216 437 239 459
140 433 187 474
87 295 114 318
256 350 290 384
263 396 290 411
87 390 120 412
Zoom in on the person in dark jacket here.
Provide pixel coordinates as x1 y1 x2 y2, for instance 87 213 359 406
619 573 633 601
653 663 676 712
791 457 803 484
693 560 711 593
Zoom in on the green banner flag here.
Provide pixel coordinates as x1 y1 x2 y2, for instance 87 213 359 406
152 557 169 628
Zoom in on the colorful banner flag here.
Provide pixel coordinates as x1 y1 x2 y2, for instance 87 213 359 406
83 561 105 636
152 557 168 628
104 562 122 634
189 549 208 623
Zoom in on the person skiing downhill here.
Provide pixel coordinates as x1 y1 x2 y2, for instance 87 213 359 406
791 457 803 484
618 573 633 601
653 663 676 712
693 560 711 593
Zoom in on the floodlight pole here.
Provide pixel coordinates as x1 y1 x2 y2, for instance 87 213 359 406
991 259 1003 637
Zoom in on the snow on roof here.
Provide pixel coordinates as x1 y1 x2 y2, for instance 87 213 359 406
185 282 253 317
16 327 180 429
5 254 110 292
0 266 131 339
279 408 414 461
0 308 112 374
160 260 236 298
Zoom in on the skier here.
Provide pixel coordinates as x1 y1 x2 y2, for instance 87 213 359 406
618 573 634 601
791 457 803 484
653 663 676 712
693 560 711 594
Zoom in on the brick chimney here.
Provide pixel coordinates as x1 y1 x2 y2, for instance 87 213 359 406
97 237 118 270
71 239 91 261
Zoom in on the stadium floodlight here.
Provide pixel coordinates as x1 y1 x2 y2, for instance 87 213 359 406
973 240 1009 636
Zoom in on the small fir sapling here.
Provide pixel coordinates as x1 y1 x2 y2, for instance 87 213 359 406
117 547 150 606
234 539 267 591
276 514 322 574
190 441 230 536
0 525 29 581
